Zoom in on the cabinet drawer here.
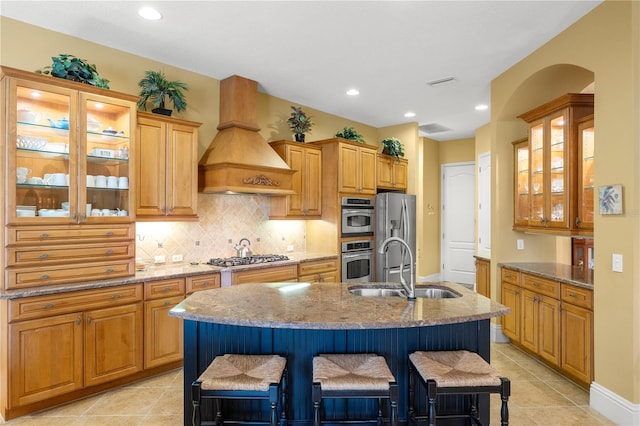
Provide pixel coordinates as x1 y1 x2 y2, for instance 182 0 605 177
561 284 593 310
522 273 559 298
232 264 298 285
299 271 338 283
6 259 135 290
9 284 143 322
8 224 135 245
298 258 338 276
7 242 135 266
186 273 221 294
501 268 519 285
144 278 185 300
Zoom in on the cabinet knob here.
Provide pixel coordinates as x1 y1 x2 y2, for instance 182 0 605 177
72 212 77 221
568 292 577 298
87 316 92 324
169 207 174 214
163 301 172 307
105 249 114 255
40 233 49 239
202 281 210 287
163 287 170 292
106 268 114 273
111 294 121 299
39 253 49 259
44 303 54 309
575 217 581 227
161 207 166 214
76 316 82 325
40 274 50 280
105 231 114 236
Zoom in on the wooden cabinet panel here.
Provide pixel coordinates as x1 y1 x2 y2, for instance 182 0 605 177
475 258 490 297
231 264 298 285
8 224 135 245
359 148 377 194
144 295 184 369
144 278 185 300
298 257 338 283
7 241 134 266
136 112 200 220
561 302 593 384
501 268 519 285
520 289 538 352
538 295 561 365
84 303 143 387
9 313 83 407
522 273 559 299
376 155 408 191
501 281 521 342
186 273 221 294
561 284 593 309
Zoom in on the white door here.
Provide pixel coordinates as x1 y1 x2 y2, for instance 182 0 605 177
478 152 491 257
441 162 476 284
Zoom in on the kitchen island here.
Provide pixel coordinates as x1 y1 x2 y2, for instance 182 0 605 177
170 281 509 425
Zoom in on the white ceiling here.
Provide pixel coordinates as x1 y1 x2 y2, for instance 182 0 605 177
1 1 601 141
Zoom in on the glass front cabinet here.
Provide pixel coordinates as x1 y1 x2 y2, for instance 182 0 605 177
516 93 594 236
577 115 595 233
513 137 529 229
2 66 137 289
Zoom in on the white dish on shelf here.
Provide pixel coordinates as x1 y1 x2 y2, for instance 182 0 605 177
17 135 47 150
46 142 68 153
16 210 36 217
17 205 36 211
91 148 115 158
38 209 69 217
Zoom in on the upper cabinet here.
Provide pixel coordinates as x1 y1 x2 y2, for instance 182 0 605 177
512 138 529 229
269 140 322 219
376 154 408 191
312 138 377 195
135 112 201 221
515 93 594 236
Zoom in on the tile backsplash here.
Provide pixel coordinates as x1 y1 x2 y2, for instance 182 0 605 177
135 193 306 264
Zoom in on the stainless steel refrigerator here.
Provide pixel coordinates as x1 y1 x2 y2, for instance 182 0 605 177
375 193 416 284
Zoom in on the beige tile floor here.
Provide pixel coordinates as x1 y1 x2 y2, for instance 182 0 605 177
0 342 616 425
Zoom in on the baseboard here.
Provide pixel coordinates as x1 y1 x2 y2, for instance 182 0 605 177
490 323 510 343
590 381 640 425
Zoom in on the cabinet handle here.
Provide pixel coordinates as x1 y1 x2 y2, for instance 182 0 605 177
87 316 92 324
105 231 114 236
40 233 49 239
532 282 540 287
40 274 50 280
568 292 578 298
105 249 114 255
76 316 81 325
169 207 174 214
39 253 49 259
81 214 87 222
44 303 54 309
72 212 77 221
111 294 121 299
106 268 114 273
161 207 166 214
575 217 581 227
163 301 172 307
163 287 170 292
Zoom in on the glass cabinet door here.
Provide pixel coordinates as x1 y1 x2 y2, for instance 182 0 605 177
577 116 594 230
513 138 529 227
81 93 133 222
528 120 544 226
11 81 78 223
547 111 568 228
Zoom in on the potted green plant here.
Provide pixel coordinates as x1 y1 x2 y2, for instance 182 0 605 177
287 106 314 142
137 70 188 116
381 137 405 160
36 54 110 89
335 126 366 143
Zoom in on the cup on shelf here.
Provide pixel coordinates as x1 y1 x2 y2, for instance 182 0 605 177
86 204 92 217
16 167 30 183
50 173 67 186
17 109 42 123
91 208 101 216
95 175 107 188
86 175 95 187
118 176 129 189
106 176 118 189
117 209 128 216
101 208 112 216
61 201 70 211
26 177 44 185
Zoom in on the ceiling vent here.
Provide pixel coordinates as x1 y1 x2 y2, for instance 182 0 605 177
420 123 452 134
426 76 457 87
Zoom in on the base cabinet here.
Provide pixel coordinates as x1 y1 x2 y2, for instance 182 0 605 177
297 257 338 283
521 289 560 366
500 268 521 342
475 257 490 297
144 295 184 369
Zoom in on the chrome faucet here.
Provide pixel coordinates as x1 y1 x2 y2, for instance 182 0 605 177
378 236 415 300
234 238 252 258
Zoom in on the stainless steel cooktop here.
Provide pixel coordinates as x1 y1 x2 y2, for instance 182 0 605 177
207 254 290 267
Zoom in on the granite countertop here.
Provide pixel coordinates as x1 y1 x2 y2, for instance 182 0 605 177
169 281 510 330
0 253 339 300
497 262 594 289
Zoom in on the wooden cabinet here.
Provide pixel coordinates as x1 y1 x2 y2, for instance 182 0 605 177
231 264 298 285
520 274 560 366
474 257 490 297
186 273 221 294
500 268 521 342
512 138 529 229
1 66 137 289
516 93 594 235
136 112 201 220
298 257 339 283
561 284 593 385
312 138 377 195
376 154 408 191
576 116 594 233
5 284 143 411
269 140 322 218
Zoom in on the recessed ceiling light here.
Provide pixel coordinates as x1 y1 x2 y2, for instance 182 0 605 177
475 104 489 111
404 112 416 118
346 89 359 96
138 7 162 20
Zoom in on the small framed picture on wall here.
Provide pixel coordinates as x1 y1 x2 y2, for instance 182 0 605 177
599 184 623 215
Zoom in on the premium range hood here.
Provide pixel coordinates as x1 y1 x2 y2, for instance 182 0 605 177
198 75 295 195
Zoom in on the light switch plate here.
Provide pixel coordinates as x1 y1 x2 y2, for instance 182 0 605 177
612 253 623 272
517 239 524 250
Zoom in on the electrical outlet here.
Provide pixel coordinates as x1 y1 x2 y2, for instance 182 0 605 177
154 255 166 264
172 254 183 262
612 253 623 272
287 245 294 252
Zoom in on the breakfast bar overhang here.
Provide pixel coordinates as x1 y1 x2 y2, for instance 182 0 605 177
170 282 509 425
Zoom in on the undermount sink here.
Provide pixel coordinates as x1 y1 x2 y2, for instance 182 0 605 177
347 285 462 299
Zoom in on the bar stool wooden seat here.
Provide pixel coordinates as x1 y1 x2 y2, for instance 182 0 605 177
192 354 287 426
312 353 398 426
408 350 510 426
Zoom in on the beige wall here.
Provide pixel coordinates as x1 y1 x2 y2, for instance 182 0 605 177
490 1 639 403
438 137 475 164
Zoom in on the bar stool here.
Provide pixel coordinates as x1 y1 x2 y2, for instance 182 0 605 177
191 354 287 426
312 353 398 426
408 350 510 426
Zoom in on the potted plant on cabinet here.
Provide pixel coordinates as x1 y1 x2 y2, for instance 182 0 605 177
137 70 188 116
335 126 366 143
381 137 405 160
36 54 110 88
287 106 314 142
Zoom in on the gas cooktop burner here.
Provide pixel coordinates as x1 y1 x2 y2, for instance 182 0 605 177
207 254 290 267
